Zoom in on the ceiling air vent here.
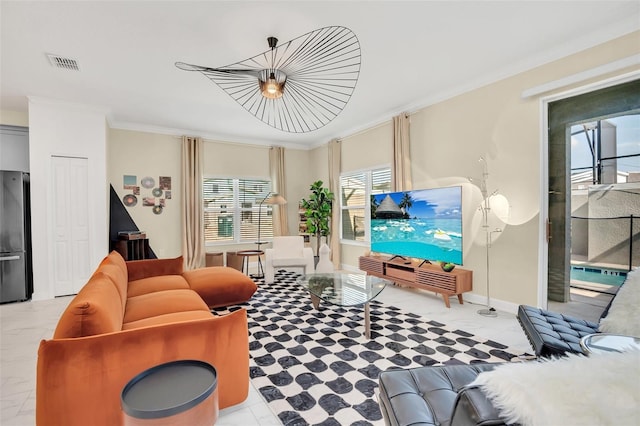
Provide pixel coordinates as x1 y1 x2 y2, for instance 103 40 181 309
47 54 80 71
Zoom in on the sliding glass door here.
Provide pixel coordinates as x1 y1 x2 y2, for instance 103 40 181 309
547 79 640 302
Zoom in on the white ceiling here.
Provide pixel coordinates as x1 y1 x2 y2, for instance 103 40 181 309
2 1 639 149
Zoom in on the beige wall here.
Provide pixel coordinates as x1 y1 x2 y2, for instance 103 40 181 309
341 122 393 173
107 130 313 257
307 144 329 183
285 147 313 235
203 140 269 177
0 109 29 127
108 129 183 257
336 82 542 305
409 71 542 306
337 31 640 308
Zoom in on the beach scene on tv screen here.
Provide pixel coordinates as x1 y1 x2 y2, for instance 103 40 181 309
370 186 463 265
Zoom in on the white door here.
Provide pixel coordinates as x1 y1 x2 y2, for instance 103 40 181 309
52 156 90 296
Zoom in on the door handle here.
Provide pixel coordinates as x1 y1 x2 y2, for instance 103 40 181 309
0 256 20 261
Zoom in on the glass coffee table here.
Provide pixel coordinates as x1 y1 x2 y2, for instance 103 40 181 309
296 272 390 339
580 333 640 354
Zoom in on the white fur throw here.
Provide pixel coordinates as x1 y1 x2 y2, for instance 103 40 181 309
471 350 640 425
599 267 640 336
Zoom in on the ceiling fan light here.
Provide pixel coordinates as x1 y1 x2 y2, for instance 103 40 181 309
176 26 360 132
266 82 278 95
259 70 286 99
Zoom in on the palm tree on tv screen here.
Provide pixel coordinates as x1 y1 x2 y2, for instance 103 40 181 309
399 192 413 219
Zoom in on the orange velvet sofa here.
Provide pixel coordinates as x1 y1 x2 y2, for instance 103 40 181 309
36 251 258 426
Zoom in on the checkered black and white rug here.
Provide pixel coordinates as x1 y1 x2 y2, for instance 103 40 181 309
213 271 525 426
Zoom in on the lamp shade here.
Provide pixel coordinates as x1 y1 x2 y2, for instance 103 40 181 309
264 193 287 205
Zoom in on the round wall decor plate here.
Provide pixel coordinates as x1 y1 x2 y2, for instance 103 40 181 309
152 205 163 215
123 194 138 207
152 187 163 197
141 176 155 189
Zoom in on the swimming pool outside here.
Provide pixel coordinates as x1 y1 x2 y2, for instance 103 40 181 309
570 265 627 286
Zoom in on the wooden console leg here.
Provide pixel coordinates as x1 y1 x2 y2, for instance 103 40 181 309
442 294 451 308
457 294 464 305
310 293 320 310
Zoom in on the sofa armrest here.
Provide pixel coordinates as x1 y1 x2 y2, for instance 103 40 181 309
126 256 184 281
37 309 248 426
451 385 507 426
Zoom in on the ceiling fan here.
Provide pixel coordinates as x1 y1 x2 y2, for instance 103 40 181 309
176 26 361 133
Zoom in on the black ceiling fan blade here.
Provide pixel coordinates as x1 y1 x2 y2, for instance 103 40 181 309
175 62 260 77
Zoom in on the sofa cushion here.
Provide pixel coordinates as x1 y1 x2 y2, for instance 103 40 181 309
127 275 190 298
126 256 184 282
182 266 257 308
53 275 124 338
94 263 128 311
122 310 213 330
100 250 128 279
123 289 209 323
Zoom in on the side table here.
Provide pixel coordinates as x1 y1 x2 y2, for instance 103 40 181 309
121 360 218 426
236 250 265 279
205 252 223 267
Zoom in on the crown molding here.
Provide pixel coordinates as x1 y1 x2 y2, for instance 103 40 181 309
107 119 312 151
27 96 110 115
522 55 640 99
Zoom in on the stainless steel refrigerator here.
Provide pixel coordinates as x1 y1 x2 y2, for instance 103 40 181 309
0 170 32 303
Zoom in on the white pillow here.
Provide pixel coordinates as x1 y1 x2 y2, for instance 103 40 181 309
598 268 640 336
471 350 640 426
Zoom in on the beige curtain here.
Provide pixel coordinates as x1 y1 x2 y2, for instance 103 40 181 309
328 138 341 269
393 112 412 191
269 146 288 236
181 136 204 270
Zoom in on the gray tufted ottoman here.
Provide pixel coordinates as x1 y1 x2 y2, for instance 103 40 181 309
517 305 600 357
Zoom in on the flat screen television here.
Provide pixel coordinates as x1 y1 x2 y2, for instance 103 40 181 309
370 186 463 265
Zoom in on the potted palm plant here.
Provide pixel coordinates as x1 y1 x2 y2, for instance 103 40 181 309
300 180 334 257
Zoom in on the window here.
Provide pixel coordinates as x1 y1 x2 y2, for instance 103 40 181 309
570 114 640 187
203 177 272 244
340 167 391 242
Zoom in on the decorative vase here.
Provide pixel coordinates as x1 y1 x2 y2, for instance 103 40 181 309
440 262 455 272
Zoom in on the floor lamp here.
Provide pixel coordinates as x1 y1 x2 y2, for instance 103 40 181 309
474 157 502 318
257 192 288 249
255 192 287 277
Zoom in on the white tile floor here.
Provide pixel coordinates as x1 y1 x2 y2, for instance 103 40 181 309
1 283 535 426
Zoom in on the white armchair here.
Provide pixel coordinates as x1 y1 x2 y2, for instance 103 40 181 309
264 236 315 283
